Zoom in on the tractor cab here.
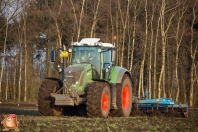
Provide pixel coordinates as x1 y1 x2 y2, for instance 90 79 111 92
68 38 116 81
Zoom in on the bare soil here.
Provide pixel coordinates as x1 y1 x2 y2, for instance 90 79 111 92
0 103 39 116
0 103 198 131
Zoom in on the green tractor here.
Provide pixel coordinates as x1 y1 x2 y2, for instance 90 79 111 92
38 38 133 118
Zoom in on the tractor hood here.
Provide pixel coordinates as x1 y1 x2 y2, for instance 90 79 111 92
64 64 92 86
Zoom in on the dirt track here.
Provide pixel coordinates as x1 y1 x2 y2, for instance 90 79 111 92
0 103 39 116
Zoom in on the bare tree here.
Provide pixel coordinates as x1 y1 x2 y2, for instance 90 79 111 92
189 0 198 107
129 0 139 72
0 0 13 99
5 55 12 100
152 1 161 98
90 0 101 38
174 1 187 102
158 0 176 98
117 0 131 67
0 18 7 98
148 1 156 99
0 0 24 32
13 56 17 100
46 0 63 47
23 9 28 102
69 0 86 41
17 21 23 102
138 0 148 98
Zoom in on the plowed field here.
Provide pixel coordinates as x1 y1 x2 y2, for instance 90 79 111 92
0 103 197 132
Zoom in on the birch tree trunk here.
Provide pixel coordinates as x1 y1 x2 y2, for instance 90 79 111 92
69 0 78 41
138 0 148 97
127 26 131 70
0 18 8 99
47 0 63 47
18 21 23 102
175 2 187 102
23 12 28 102
117 0 124 67
148 1 155 99
189 0 198 107
166 47 172 98
117 0 131 67
153 16 160 98
55 19 62 47
182 79 187 103
126 0 131 69
18 44 22 102
158 0 165 98
77 0 85 41
158 0 176 98
55 0 62 47
90 0 101 38
5 58 9 100
13 57 17 100
115 8 119 65
109 0 115 43
129 0 138 72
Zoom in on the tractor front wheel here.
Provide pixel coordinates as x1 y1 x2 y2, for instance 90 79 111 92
86 82 111 118
38 79 62 116
110 74 132 117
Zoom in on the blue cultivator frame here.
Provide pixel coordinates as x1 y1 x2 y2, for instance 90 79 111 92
132 89 188 117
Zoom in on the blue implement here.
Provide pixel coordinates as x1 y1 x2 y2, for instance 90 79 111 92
132 89 188 117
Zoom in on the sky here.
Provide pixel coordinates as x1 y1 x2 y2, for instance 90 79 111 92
1 0 24 22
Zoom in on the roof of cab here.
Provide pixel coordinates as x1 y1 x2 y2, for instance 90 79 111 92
71 38 114 48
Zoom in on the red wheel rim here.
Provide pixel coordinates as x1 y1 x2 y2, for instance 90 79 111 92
122 85 130 110
102 93 108 112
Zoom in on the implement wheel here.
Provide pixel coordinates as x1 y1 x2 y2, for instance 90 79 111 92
38 79 62 116
110 74 132 117
86 82 111 118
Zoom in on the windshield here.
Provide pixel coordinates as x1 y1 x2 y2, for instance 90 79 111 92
71 46 100 71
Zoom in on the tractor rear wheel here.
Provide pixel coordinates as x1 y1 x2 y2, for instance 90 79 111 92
38 79 62 116
110 74 132 117
86 82 111 118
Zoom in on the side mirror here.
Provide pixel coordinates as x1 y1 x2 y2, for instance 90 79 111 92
51 49 55 62
111 49 116 63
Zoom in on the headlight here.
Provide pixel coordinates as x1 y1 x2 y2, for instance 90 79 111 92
58 68 62 72
69 48 72 52
105 69 109 72
57 64 62 72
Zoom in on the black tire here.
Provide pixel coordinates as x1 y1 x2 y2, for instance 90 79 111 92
86 82 111 118
110 74 132 117
38 79 62 116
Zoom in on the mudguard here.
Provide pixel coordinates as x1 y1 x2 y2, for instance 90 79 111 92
109 66 132 84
